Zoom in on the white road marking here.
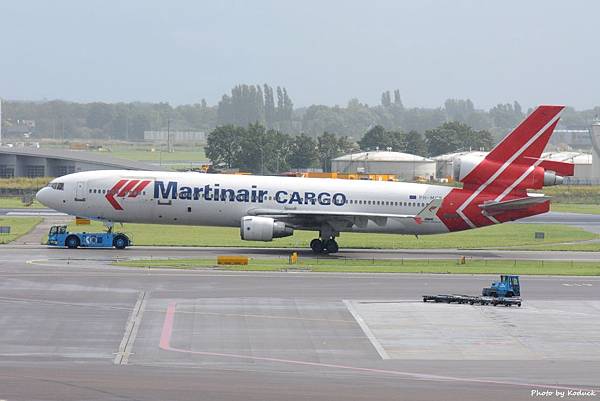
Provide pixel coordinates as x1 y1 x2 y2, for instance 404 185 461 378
343 300 390 360
114 290 147 365
6 211 68 216
562 283 593 287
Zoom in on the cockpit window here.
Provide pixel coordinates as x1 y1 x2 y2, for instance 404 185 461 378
50 183 64 190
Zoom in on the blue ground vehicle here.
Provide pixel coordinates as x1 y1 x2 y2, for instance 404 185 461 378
423 275 522 307
47 225 131 249
482 275 520 297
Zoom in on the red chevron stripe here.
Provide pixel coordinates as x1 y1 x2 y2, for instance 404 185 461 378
105 179 128 210
117 180 140 197
128 180 151 197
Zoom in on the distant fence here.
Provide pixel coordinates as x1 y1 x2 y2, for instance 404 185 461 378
0 226 11 234
0 188 38 196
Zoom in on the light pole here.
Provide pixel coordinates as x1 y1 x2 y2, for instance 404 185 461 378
167 118 171 153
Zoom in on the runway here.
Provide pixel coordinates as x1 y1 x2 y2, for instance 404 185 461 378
0 245 599 401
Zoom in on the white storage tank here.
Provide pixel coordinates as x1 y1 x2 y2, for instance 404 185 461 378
331 151 436 180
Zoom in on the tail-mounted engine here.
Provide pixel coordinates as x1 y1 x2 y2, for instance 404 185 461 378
452 154 573 191
240 216 293 241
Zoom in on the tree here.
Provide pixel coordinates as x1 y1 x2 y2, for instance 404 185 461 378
288 134 318 169
358 125 388 150
381 91 391 107
405 130 426 156
358 126 406 152
393 89 403 109
264 84 275 126
317 132 356 172
205 125 245 168
444 99 475 123
425 121 493 156
489 102 524 131
86 102 114 131
234 123 292 174
267 128 292 173
424 126 461 156
337 135 357 155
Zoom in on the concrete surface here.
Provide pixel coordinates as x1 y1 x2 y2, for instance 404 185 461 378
347 300 600 361
0 244 599 400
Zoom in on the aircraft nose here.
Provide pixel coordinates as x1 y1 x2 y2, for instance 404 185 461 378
36 187 53 208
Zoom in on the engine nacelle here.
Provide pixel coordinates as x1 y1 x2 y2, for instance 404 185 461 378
453 154 564 189
543 170 564 186
452 154 486 182
240 216 293 241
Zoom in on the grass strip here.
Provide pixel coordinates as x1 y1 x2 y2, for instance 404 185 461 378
0 217 43 244
68 221 597 250
115 257 600 276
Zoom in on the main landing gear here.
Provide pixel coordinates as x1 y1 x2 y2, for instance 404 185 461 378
310 226 340 254
310 238 339 254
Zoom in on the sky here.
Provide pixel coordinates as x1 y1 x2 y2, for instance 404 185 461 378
1 0 599 110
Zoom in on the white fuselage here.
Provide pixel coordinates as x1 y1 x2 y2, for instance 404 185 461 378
36 170 454 235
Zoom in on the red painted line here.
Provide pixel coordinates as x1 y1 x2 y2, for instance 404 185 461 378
159 301 176 349
158 302 598 393
129 180 151 198
106 179 128 210
118 180 140 197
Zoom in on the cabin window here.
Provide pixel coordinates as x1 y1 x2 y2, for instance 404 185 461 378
188 207 192 212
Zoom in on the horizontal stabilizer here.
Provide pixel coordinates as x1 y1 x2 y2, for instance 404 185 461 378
538 159 575 177
478 196 550 215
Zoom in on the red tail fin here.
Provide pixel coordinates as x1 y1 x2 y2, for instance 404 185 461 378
439 105 567 231
487 105 564 162
460 105 564 193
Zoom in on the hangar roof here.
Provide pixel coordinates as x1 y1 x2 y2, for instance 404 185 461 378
541 151 592 165
333 151 433 162
433 150 592 165
432 151 488 161
0 147 169 171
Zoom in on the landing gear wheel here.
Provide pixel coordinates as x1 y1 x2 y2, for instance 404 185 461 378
310 238 323 253
324 239 339 254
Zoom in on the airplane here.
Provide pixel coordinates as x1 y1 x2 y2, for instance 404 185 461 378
36 105 574 253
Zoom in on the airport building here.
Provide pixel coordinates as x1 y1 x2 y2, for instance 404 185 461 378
433 151 488 179
0 147 165 178
591 121 600 180
331 151 436 180
143 130 206 143
434 150 597 184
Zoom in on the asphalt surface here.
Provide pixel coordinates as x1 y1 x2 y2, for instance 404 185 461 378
0 245 599 401
3 243 600 263
521 211 600 234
